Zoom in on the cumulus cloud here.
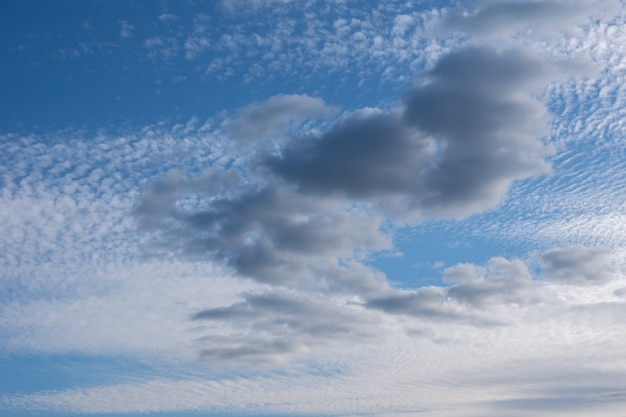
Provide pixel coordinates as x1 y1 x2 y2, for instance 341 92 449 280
541 245 616 285
444 257 538 308
137 174 391 295
267 108 433 200
269 46 557 219
138 44 566 307
365 286 466 321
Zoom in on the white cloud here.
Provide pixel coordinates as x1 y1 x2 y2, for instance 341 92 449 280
541 245 616 285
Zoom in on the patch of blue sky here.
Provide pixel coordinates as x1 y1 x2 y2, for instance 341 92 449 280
0 0 453 131
371 219 526 288
0 352 282 396
0 354 152 395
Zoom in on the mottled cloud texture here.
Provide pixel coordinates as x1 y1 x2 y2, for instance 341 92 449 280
3 1 626 416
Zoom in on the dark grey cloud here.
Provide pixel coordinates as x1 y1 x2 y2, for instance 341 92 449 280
614 287 626 298
268 46 555 219
137 174 391 295
267 109 430 199
402 46 554 216
541 245 615 285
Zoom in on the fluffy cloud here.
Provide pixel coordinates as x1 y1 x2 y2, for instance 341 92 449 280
268 46 560 219
137 175 392 295
444 257 538 307
135 43 587 337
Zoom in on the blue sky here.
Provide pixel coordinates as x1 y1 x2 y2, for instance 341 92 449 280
3 0 626 416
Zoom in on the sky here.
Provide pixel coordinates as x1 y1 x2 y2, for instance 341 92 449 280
2 0 626 416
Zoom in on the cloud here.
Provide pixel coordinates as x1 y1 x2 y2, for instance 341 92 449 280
267 108 433 199
444 257 538 308
365 257 538 323
445 0 619 39
144 36 180 60
223 94 331 144
365 286 465 321
269 46 557 219
136 45 582 325
136 176 392 295
191 289 379 365
541 245 616 285
138 46 561 307
7 274 626 416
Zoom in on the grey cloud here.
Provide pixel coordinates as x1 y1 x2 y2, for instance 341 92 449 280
268 108 432 199
444 258 537 308
137 174 391 295
136 45 585 363
224 94 330 143
365 286 464 321
569 301 626 324
366 248 620 320
139 46 567 299
192 290 378 364
445 0 618 38
269 46 555 219
401 46 554 216
366 257 537 321
541 245 615 285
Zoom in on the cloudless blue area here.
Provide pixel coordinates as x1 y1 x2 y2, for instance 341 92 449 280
0 0 407 132
0 354 159 394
